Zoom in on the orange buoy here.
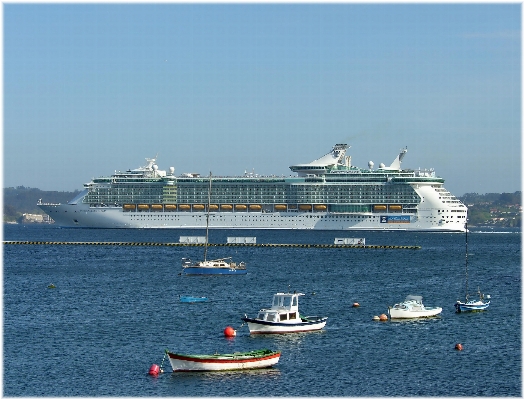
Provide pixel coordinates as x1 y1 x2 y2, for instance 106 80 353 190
224 326 236 337
455 343 463 351
379 314 388 321
148 364 160 376
352 302 360 308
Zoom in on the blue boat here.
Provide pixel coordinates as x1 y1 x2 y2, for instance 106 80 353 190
454 290 490 312
454 222 490 313
180 172 247 276
179 295 209 303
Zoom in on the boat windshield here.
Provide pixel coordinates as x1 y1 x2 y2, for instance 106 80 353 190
405 295 423 303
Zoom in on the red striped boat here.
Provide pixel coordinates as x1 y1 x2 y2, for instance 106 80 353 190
167 349 281 372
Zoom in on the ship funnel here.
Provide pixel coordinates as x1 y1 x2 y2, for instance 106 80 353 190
389 147 407 170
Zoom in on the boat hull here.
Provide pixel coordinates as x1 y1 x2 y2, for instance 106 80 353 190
242 317 327 334
182 267 247 275
179 296 208 303
38 202 466 232
167 350 280 372
454 301 490 313
388 307 442 319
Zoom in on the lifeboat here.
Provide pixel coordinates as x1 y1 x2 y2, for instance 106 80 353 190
374 205 387 211
235 204 247 210
299 204 312 211
389 205 402 211
249 204 262 211
151 204 163 211
164 204 177 211
314 205 327 211
137 204 150 210
208 204 219 210
179 204 191 210
221 204 233 210
193 204 205 211
123 204 136 210
274 204 287 211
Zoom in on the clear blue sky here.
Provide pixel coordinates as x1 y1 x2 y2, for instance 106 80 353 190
3 3 521 196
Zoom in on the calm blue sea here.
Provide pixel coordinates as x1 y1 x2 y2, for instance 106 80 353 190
3 225 521 396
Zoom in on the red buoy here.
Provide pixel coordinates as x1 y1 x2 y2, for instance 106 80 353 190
149 364 160 376
455 343 463 351
224 326 236 337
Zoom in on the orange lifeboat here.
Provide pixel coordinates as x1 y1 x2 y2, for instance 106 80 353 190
179 204 190 210
151 204 163 211
274 204 287 211
235 204 247 210
193 204 205 211
314 205 327 211
249 204 262 211
164 204 177 211
389 205 402 211
123 204 136 210
208 204 219 211
221 204 233 210
137 204 150 210
374 205 387 211
299 204 312 211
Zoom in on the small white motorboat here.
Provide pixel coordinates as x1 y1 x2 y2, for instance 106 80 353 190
166 349 280 372
242 291 327 334
388 295 442 319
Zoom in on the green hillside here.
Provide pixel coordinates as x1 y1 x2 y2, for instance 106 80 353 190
4 186 80 223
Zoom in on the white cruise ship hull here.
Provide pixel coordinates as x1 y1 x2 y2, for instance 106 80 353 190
39 202 465 231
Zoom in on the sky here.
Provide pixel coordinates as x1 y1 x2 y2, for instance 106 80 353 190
3 3 522 196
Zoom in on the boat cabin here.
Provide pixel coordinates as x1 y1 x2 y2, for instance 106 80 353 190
256 292 304 323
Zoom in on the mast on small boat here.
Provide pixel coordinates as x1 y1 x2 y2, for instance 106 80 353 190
464 221 469 301
455 219 490 312
204 172 211 262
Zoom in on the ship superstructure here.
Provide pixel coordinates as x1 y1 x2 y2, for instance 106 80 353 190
38 144 467 231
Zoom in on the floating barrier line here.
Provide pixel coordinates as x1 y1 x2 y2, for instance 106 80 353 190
3 241 420 249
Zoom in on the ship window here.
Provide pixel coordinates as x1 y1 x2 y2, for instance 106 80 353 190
292 296 297 306
280 313 288 321
267 313 277 322
257 312 266 320
289 312 296 320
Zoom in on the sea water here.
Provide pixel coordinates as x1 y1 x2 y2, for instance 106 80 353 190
3 225 521 396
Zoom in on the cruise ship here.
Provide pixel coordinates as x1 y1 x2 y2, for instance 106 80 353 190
38 144 467 231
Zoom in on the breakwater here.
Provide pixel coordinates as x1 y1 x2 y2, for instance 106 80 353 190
3 241 420 249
